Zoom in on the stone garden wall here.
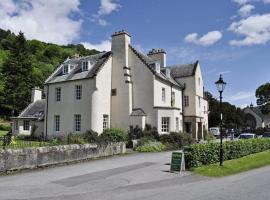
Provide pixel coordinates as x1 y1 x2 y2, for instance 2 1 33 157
0 143 126 172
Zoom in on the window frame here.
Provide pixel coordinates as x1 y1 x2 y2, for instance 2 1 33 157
63 65 69 74
171 91 175 106
176 117 179 132
103 114 109 130
54 115 60 132
184 95 189 107
55 87 61 102
161 117 170 133
74 114 81 132
162 88 166 102
75 85 82 100
82 61 89 71
23 120 30 131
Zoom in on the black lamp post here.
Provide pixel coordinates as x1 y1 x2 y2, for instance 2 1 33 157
215 74 226 166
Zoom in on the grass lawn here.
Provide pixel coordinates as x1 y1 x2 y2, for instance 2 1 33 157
0 130 8 136
194 150 270 177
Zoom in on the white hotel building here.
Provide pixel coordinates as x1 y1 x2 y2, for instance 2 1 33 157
12 31 208 140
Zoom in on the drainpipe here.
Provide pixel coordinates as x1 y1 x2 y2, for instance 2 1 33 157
45 84 49 139
181 83 186 133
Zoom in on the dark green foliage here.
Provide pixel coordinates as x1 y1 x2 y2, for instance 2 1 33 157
0 28 99 118
83 130 99 143
256 82 270 114
98 128 127 144
2 32 34 115
159 132 194 149
205 91 247 129
136 141 166 152
185 138 270 168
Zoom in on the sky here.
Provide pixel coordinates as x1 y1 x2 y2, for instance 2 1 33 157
0 0 269 108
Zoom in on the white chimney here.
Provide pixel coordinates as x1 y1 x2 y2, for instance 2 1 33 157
147 49 166 68
31 87 42 102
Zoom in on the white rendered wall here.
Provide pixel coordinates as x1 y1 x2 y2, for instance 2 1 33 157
45 57 112 137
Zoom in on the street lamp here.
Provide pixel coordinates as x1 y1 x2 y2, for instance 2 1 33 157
215 74 226 166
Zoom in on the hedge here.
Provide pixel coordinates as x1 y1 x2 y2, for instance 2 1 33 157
185 138 270 168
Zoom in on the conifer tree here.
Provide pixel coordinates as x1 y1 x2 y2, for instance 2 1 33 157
2 31 34 116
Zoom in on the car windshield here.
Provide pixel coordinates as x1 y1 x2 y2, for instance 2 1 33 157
239 134 254 139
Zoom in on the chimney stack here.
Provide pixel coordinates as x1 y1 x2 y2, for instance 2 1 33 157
147 48 166 68
31 87 42 103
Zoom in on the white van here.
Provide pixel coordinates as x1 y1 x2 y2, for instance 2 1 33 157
209 127 220 137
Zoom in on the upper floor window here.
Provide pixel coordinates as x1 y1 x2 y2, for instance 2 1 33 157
74 114 81 132
82 61 89 71
103 114 109 130
75 85 82 100
171 91 175 106
63 65 69 74
55 87 61 102
198 96 201 107
184 96 189 107
162 88 166 102
198 77 201 86
54 115 60 132
161 117 170 133
23 120 30 131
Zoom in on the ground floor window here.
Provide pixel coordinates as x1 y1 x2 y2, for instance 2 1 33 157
54 115 60 132
103 114 109 130
23 120 30 131
161 117 170 133
176 117 179 131
74 114 81 132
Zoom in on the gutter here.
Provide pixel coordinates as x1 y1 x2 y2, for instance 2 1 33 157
181 83 186 132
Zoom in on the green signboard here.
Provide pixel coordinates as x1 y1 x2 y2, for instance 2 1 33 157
170 151 185 173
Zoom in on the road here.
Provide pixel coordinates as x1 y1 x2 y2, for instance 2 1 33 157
0 151 270 200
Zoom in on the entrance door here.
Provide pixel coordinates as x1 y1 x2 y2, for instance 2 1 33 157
198 122 203 140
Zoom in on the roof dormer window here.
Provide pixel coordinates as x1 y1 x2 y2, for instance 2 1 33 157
149 62 160 73
82 61 89 71
63 65 69 74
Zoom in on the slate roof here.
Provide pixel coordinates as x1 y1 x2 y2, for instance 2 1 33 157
14 100 45 121
129 45 184 89
45 52 111 84
130 108 147 116
169 61 199 79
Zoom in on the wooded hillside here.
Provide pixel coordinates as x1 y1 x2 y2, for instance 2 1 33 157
0 29 99 118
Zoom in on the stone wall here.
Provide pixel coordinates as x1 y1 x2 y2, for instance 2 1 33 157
0 142 126 172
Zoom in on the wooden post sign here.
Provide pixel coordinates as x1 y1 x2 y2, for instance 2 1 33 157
170 151 185 173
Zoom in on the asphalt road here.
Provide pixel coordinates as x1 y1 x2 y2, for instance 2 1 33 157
0 151 270 200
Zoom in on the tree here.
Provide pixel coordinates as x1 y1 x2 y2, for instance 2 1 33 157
256 82 270 115
205 91 247 129
2 31 34 116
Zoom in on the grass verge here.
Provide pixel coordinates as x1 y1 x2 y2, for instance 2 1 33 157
194 150 270 177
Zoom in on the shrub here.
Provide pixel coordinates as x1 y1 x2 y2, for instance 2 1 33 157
83 130 99 143
143 124 159 140
185 138 270 168
98 128 127 144
136 141 166 152
68 133 88 144
128 125 144 140
159 132 194 150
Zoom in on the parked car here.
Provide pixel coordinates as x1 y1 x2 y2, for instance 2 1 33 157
209 127 220 137
262 133 270 138
238 133 257 139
